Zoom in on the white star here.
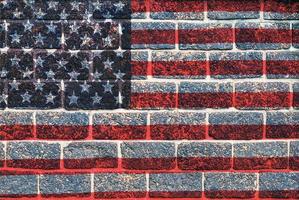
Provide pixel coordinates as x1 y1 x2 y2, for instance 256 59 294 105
92 70 103 80
102 35 113 47
103 11 113 18
68 91 78 105
22 68 33 79
45 69 55 80
70 2 81 11
21 91 32 103
46 92 56 104
34 81 45 91
114 70 125 80
114 1 125 12
92 1 103 10
34 33 45 45
114 92 124 105
0 68 8 78
10 32 22 44
35 56 45 67
80 34 92 46
80 59 89 69
46 22 57 33
59 9 69 20
103 58 114 70
103 81 113 94
35 8 46 19
47 1 58 10
80 81 91 93
10 55 21 67
0 93 7 104
116 51 124 58
93 23 102 34
9 79 20 91
57 59 68 70
23 20 33 32
69 22 80 34
92 92 102 105
13 8 22 18
68 71 80 80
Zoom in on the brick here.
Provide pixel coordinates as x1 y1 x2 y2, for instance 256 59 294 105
267 111 298 139
94 173 146 198
64 81 129 110
209 52 263 79
0 0 34 19
179 23 233 50
150 111 206 140
204 173 257 198
40 174 91 197
0 81 6 109
35 50 90 81
266 51 299 78
150 0 204 20
122 22 176 49
294 83 299 108
208 0 260 19
293 23 299 48
264 0 299 20
64 22 119 50
0 50 33 80
93 112 147 140
259 172 299 198
92 51 132 81
130 81 176 109
8 81 62 109
0 174 37 197
130 51 149 79
35 0 88 20
0 111 34 140
235 82 291 109
7 21 62 49
7 142 60 169
0 22 5 47
121 142 175 170
209 112 263 140
0 143 3 167
63 142 117 169
178 142 232 170
290 141 299 170
36 112 89 140
91 0 146 19
236 23 291 50
233 142 288 170
152 51 207 79
179 82 233 109
149 173 202 198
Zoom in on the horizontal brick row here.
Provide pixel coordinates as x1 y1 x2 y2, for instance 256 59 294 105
0 172 297 198
0 141 298 170
1 0 298 20
0 111 297 140
1 22 299 50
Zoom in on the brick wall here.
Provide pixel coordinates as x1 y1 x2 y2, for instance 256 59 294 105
0 0 298 199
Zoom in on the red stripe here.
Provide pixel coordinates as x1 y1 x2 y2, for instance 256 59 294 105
179 28 233 44
233 157 288 170
179 93 233 109
210 60 263 76
41 193 90 198
205 190 256 198
122 158 176 170
209 125 263 140
150 125 206 140
178 157 231 170
264 0 299 14
64 158 118 169
95 191 146 199
152 61 207 77
36 125 89 140
131 61 148 76
259 190 299 199
208 0 261 12
130 93 176 109
0 125 34 140
93 125 147 140
266 125 299 139
0 194 37 198
294 92 299 108
131 30 175 45
236 28 291 44
149 191 202 198
235 92 291 108
131 0 147 13
290 156 299 170
267 60 299 76
293 30 299 44
7 159 60 170
150 0 205 12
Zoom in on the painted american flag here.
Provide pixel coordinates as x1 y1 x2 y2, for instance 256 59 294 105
0 0 298 199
